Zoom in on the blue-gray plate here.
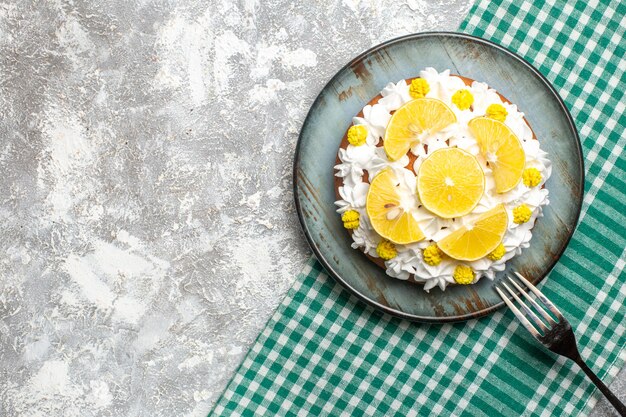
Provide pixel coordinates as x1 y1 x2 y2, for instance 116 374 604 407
293 32 583 323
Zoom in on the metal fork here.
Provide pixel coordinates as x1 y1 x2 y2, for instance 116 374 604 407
496 272 626 416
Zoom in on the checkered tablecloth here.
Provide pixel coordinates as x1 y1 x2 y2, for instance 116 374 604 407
209 0 626 415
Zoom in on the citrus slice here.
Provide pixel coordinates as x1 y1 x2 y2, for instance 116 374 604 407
468 117 525 193
417 148 485 218
437 204 508 261
383 98 457 161
366 168 425 245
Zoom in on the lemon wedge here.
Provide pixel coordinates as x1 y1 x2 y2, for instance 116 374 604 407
417 148 485 219
383 98 456 161
468 117 525 193
366 168 425 245
437 204 508 261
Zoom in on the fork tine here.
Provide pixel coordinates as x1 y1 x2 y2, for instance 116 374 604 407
495 285 541 338
507 276 557 326
501 281 549 334
514 272 564 319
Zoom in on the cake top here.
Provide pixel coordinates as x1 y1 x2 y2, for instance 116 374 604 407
334 68 551 292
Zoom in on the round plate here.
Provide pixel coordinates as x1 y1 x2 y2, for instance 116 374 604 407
293 32 583 323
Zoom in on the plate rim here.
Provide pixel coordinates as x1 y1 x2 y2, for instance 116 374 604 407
293 31 584 323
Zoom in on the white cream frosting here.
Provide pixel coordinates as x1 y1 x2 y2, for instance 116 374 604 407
334 68 552 292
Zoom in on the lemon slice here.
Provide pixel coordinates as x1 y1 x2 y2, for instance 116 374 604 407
383 98 457 161
417 148 485 218
468 117 525 193
437 204 508 261
366 168 425 245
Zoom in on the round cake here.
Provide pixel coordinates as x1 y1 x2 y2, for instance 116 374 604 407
334 68 551 292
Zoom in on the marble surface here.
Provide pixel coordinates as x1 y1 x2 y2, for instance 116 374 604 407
0 0 622 416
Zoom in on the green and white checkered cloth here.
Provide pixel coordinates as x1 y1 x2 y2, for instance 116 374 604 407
210 0 626 415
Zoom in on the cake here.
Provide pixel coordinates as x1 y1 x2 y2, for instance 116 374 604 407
334 68 551 292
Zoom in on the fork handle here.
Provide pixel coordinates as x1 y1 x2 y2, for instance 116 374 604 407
574 357 626 416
